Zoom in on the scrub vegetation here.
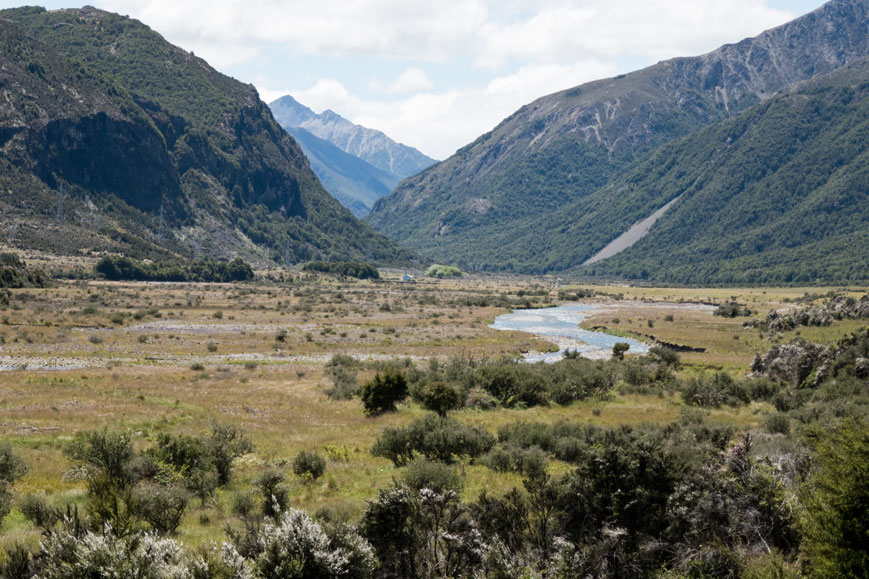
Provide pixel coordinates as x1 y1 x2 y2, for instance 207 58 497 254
0 258 865 577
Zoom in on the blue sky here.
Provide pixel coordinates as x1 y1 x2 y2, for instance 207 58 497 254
8 0 829 158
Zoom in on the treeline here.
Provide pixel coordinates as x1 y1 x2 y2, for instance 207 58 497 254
95 254 254 282
0 253 49 289
302 260 380 279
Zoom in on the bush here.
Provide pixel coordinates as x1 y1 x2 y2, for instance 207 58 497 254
400 458 464 494
482 446 548 478
612 342 630 361
681 372 750 408
293 450 326 480
764 413 791 435
208 425 254 486
371 414 495 466
801 419 869 578
360 370 408 416
714 301 752 317
239 509 376 578
19 493 62 531
418 381 462 416
325 366 358 400
96 255 254 282
38 525 191 579
256 470 289 519
132 483 190 535
302 260 380 279
424 264 463 279
649 346 680 367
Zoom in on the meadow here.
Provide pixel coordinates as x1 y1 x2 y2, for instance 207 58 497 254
0 262 865 555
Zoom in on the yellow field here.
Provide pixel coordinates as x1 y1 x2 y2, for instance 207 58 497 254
0 269 864 548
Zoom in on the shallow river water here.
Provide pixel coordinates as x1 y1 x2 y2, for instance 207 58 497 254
490 303 649 362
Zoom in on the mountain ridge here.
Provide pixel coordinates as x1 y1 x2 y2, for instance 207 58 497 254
0 6 413 266
284 125 399 217
367 0 869 280
269 95 436 180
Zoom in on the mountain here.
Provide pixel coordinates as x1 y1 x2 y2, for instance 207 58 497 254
564 59 869 284
367 0 869 280
283 125 399 217
0 7 413 266
270 95 437 180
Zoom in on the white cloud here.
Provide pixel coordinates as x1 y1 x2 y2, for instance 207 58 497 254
91 0 796 69
78 0 810 156
264 59 617 159
368 67 434 95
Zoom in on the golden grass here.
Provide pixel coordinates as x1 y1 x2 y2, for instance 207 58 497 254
0 271 864 546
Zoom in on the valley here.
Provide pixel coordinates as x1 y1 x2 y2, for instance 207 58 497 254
0 254 865 574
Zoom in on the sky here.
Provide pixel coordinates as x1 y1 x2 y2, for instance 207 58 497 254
8 0 829 159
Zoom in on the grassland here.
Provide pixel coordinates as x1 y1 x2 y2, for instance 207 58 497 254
0 258 865 549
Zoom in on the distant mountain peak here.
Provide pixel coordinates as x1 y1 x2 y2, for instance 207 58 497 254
269 96 437 181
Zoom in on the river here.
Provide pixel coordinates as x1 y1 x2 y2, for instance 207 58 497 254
490 303 650 362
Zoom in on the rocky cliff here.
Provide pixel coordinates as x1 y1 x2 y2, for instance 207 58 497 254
0 7 412 265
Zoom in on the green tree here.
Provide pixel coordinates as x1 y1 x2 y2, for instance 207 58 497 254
360 370 409 416
612 342 630 361
801 419 869 578
419 381 462 417
0 445 27 524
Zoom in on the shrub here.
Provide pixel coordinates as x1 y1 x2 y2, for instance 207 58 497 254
801 419 869 578
293 450 326 480
482 446 548 478
360 370 408 416
19 493 62 531
681 372 750 408
38 525 190 579
326 366 358 400
132 483 190 535
302 260 380 280
418 381 462 416
424 264 463 279
400 458 464 494
0 444 27 487
464 387 498 410
371 414 495 466
612 342 630 361
714 301 752 317
256 470 289 519
208 425 254 486
649 346 680 367
765 413 791 435
240 509 376 578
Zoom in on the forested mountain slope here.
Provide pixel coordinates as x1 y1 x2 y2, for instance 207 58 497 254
367 0 869 278
283 125 399 218
0 7 413 265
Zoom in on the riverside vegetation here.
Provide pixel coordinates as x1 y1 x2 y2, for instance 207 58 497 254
0 257 865 577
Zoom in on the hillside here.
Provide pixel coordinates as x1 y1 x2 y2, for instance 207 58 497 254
270 95 436 180
574 59 869 284
367 0 869 278
0 7 413 265
284 125 399 217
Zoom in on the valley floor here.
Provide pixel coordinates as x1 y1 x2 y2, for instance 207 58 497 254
0 264 865 551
